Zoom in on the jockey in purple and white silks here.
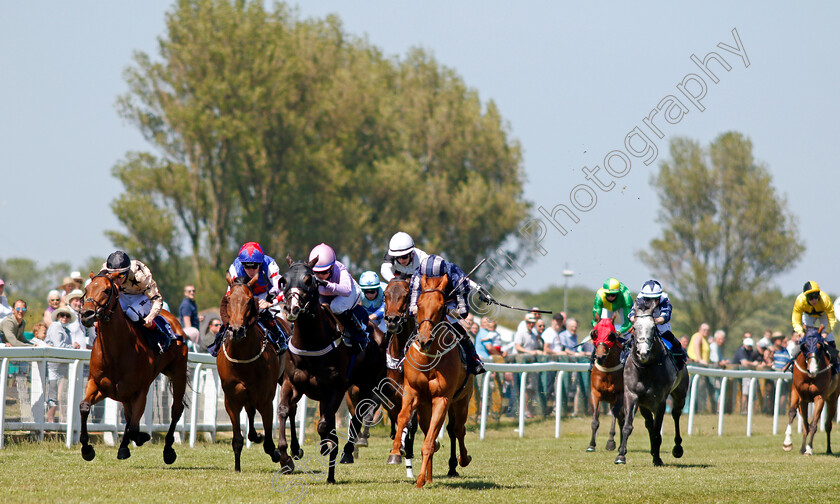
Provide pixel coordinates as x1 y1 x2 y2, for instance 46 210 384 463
212 241 288 355
309 243 370 353
408 255 486 375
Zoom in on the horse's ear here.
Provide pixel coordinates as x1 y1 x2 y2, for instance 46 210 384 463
247 274 259 287
590 329 597 339
219 293 230 325
89 272 95 279
608 332 616 341
308 255 319 269
611 312 618 324
286 254 294 266
225 272 233 287
819 324 825 334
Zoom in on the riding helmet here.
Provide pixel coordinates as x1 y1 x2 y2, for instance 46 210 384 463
388 232 415 257
602 278 622 295
237 242 264 264
309 243 336 272
105 251 131 273
359 271 382 290
640 280 663 298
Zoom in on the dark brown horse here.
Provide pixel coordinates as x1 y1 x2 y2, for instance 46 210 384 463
275 257 387 484
78 272 188 463
388 273 472 489
587 317 624 452
217 274 288 471
783 325 840 455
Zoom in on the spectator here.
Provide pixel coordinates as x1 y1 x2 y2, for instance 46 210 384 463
557 318 585 356
514 313 544 357
680 335 690 351
45 306 77 422
70 271 85 291
57 276 76 304
43 290 62 327
199 318 222 353
542 313 565 355
65 289 90 349
688 323 711 365
771 332 790 370
0 278 11 319
535 319 546 347
178 285 203 347
757 329 773 352
786 330 801 360
30 322 48 346
516 307 543 336
709 330 730 366
1 300 32 347
734 338 762 366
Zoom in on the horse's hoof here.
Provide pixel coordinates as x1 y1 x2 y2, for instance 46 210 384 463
433 440 441 453
81 445 96 461
134 432 151 446
615 456 626 465
293 448 304 460
355 437 368 448
249 433 264 443
605 441 616 451
804 446 814 456
672 446 683 459
163 447 177 465
586 446 596 452
653 458 664 467
327 476 336 484
117 447 131 460
281 459 295 472
387 454 402 465
782 443 793 452
448 469 459 477
271 450 283 463
459 454 471 467
339 452 354 464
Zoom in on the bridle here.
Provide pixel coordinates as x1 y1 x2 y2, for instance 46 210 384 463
222 285 267 364
384 279 411 330
83 274 119 323
414 287 447 334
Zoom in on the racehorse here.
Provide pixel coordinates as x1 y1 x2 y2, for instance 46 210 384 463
587 317 624 452
346 276 420 478
275 256 387 484
388 273 472 488
78 272 188 464
616 300 688 466
783 325 840 455
217 274 287 471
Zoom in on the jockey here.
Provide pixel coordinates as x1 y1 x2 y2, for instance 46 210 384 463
380 231 429 282
359 271 387 334
628 279 686 369
100 250 174 354
309 243 370 354
408 255 486 375
791 281 839 372
219 242 288 354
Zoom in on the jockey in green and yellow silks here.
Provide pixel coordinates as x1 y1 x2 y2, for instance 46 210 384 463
592 278 634 335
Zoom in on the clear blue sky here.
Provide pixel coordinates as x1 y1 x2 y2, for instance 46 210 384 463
2 1 837 296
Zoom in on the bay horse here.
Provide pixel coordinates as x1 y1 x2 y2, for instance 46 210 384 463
275 256 387 484
78 272 188 463
782 325 840 455
217 274 288 471
388 273 472 489
346 276 420 478
616 301 688 466
587 317 624 452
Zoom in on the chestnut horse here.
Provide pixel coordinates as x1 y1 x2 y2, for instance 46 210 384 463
275 257 387 484
78 272 188 463
783 325 840 455
587 317 624 452
217 274 288 471
346 276 420 478
388 273 472 489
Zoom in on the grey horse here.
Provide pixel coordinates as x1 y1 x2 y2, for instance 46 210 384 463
615 300 689 466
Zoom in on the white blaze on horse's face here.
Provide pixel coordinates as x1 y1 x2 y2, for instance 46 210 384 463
634 315 655 363
285 287 304 322
808 354 819 377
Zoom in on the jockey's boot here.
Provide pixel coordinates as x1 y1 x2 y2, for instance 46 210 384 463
661 331 686 370
259 311 288 353
152 316 173 354
208 324 227 357
339 306 370 354
459 337 486 375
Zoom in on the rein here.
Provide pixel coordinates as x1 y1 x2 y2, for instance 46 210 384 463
409 286 458 360
794 355 832 376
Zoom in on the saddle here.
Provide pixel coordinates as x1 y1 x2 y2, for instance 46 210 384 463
136 316 184 354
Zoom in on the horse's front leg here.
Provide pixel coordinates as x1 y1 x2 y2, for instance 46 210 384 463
417 396 449 489
783 387 800 451
671 379 688 459
223 395 245 472
316 391 345 484
118 392 149 460
615 393 637 464
606 397 620 451
163 361 187 465
79 380 105 461
806 396 826 456
245 405 264 443
276 381 296 471
643 403 665 466
257 399 282 463
388 387 418 465
588 390 601 452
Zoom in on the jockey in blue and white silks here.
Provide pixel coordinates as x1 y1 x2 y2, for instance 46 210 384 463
380 231 430 282
226 242 282 304
628 279 686 369
359 271 387 334
408 255 485 375
214 241 287 355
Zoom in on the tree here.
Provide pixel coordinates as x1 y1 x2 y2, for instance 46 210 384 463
639 132 803 333
111 0 531 292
